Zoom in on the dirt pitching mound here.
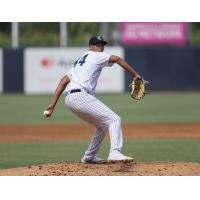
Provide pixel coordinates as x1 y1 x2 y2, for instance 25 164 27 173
0 161 200 176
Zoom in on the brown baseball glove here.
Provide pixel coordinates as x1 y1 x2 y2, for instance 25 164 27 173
129 78 149 100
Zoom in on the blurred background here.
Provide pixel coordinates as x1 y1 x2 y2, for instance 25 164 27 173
0 22 200 169
0 22 200 94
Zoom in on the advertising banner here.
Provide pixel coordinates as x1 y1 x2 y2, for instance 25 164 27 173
0 49 2 93
24 47 124 94
121 22 188 45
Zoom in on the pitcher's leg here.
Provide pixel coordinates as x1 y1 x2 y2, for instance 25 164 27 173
65 93 125 160
83 126 107 160
108 116 123 156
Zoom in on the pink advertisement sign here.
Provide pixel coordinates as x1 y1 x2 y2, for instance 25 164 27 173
121 22 188 45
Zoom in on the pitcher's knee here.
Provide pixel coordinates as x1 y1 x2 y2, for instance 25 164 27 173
109 115 121 125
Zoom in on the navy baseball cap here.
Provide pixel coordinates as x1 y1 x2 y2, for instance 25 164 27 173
89 36 108 45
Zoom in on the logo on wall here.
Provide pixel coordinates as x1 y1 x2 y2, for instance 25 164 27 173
40 58 55 68
40 57 74 69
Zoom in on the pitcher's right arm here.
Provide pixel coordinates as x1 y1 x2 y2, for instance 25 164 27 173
44 75 70 117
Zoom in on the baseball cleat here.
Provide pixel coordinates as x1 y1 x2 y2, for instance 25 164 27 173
108 152 134 162
81 156 106 164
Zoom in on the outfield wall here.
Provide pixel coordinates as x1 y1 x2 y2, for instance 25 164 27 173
125 46 200 91
3 49 24 93
1 46 200 93
0 49 2 93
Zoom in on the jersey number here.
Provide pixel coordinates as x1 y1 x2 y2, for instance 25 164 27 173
74 54 88 67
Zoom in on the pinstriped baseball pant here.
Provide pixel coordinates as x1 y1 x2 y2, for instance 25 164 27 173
65 90 123 159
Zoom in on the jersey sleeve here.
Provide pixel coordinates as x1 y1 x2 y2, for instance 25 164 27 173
66 68 72 80
96 52 114 67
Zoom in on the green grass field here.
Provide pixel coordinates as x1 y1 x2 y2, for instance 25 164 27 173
0 92 200 124
0 139 200 169
0 92 200 169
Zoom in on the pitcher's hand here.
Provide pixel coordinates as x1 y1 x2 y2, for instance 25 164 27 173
43 104 54 118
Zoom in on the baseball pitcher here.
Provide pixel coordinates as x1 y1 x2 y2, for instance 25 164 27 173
44 36 142 163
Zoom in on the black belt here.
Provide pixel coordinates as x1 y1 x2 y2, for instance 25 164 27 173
70 89 81 94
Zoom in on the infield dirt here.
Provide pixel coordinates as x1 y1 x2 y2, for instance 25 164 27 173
0 123 200 143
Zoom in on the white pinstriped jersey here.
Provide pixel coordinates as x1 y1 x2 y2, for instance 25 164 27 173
66 50 113 95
